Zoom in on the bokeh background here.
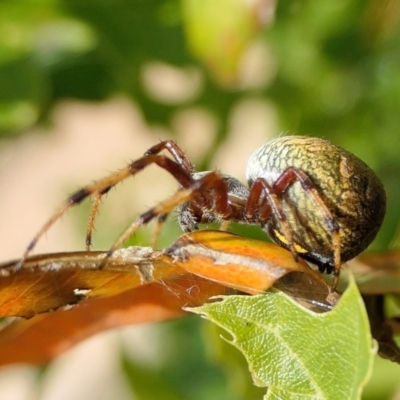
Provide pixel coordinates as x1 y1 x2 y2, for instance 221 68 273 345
1 1 400 399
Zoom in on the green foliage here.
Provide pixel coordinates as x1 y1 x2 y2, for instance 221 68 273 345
1 0 400 398
188 278 375 399
1 1 400 234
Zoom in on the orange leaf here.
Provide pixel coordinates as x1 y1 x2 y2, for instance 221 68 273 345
0 275 228 366
167 230 329 294
0 230 338 365
0 247 184 318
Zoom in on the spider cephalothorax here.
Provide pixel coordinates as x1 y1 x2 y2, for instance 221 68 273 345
18 136 386 291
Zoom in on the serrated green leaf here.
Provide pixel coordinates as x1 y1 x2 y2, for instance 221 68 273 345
187 277 375 400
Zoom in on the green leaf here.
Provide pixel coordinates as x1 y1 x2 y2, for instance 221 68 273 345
187 277 375 400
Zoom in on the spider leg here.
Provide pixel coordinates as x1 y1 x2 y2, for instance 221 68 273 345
143 140 194 247
245 178 298 260
144 140 195 173
17 152 196 270
86 190 108 251
101 188 195 267
86 140 194 251
99 171 231 267
272 167 341 291
150 213 168 248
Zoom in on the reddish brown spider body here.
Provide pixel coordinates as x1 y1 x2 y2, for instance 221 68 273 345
18 136 386 292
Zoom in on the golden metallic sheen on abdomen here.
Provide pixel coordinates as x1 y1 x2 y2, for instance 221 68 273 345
246 136 386 265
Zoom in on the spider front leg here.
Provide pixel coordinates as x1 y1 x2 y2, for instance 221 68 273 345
144 140 195 173
17 143 196 270
85 140 194 251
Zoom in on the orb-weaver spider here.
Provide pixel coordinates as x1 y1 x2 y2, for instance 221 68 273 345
18 136 386 292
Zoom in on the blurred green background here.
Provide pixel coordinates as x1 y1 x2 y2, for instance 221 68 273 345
1 0 400 399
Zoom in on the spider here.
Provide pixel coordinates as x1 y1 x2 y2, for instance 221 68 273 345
17 136 386 292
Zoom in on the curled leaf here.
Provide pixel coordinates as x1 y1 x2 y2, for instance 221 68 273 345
0 230 339 365
167 230 335 303
0 247 183 318
0 275 227 366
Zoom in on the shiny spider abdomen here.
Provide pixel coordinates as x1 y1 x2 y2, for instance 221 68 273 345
245 136 386 273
